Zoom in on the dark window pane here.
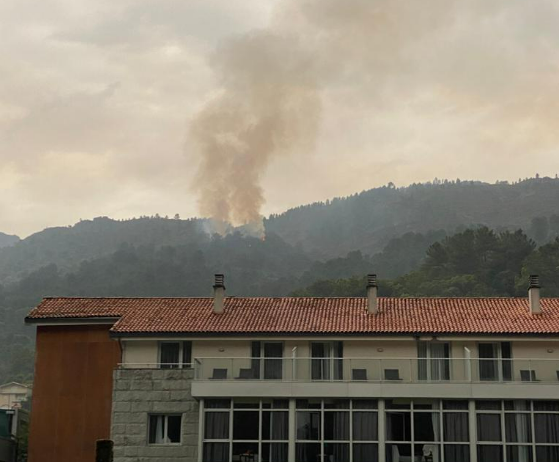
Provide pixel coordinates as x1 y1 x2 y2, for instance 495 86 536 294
205 412 230 439
168 415 182 443
413 413 439 442
297 412 321 440
148 415 161 444
324 412 349 440
273 400 289 409
206 399 231 409
477 414 502 441
234 401 260 409
386 444 412 462
507 446 533 462
233 411 259 440
182 341 192 368
477 445 503 462
504 400 529 411
352 400 377 410
536 446 559 462
353 444 378 462
296 399 321 409
444 445 470 462
443 400 468 410
534 414 559 443
444 413 469 442
263 412 289 440
386 413 411 441
296 443 321 462
261 443 288 462
160 343 180 369
505 414 531 443
476 400 501 410
233 443 258 462
353 412 378 441
324 443 349 462
534 401 559 412
501 342 512 381
324 399 349 409
204 443 230 462
385 400 411 409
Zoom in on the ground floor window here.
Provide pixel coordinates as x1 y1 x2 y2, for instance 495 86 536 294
148 414 182 444
203 399 289 462
476 400 559 462
200 399 559 462
295 399 378 462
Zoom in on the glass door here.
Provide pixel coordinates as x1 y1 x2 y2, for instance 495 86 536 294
479 343 499 381
263 343 283 380
311 343 332 381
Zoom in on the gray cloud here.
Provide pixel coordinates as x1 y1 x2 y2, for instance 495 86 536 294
1 0 559 236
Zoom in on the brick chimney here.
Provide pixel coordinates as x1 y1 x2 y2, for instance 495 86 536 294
367 274 378 314
528 275 541 314
213 274 225 314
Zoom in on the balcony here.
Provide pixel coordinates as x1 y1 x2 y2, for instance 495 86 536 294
176 356 559 400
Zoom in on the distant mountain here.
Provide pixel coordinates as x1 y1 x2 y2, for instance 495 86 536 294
0 232 19 248
265 177 559 259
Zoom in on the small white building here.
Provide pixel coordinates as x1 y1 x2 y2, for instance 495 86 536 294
0 383 32 410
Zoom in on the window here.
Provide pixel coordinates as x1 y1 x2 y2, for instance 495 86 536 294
250 342 284 379
311 342 343 381
296 399 377 462
149 414 182 444
385 399 470 462
475 400 559 462
478 342 512 381
159 341 192 369
203 399 289 462
418 342 450 381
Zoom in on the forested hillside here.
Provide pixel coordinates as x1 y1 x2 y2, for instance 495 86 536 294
266 177 559 258
3 177 559 384
0 232 19 248
293 227 559 298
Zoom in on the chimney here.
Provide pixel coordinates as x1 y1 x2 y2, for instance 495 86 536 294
528 275 541 314
367 274 378 314
213 274 225 314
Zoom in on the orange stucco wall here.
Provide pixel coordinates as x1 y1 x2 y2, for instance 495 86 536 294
28 324 121 462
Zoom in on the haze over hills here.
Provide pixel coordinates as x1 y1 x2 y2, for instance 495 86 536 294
0 232 19 248
3 177 559 383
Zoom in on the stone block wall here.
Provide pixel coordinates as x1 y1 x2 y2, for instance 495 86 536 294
111 369 199 462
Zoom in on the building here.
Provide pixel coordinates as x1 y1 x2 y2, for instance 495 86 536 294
0 383 32 410
25 274 559 462
0 408 29 462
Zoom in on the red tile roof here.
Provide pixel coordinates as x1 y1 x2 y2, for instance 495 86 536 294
25 297 559 336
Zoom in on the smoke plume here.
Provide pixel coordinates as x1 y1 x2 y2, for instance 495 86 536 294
190 30 321 230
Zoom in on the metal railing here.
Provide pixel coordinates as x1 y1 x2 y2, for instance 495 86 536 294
119 357 559 384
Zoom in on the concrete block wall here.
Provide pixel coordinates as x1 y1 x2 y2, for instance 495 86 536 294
111 369 199 462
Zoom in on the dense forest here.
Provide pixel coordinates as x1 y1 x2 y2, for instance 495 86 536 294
266 177 559 258
2 178 559 384
294 227 559 297
0 232 19 249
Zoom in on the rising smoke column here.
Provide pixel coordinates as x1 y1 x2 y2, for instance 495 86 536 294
190 31 321 230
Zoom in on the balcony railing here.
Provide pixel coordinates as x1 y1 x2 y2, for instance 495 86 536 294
130 357 559 384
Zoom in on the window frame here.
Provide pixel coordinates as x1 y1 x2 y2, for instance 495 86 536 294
148 413 183 445
158 341 192 369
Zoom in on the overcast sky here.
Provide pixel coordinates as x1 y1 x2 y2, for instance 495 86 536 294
2 0 559 237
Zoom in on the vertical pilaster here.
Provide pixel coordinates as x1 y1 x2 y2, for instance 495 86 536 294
468 399 477 462
378 399 385 462
289 399 296 462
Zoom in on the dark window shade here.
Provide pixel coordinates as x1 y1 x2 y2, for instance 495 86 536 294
182 341 192 368
160 343 180 369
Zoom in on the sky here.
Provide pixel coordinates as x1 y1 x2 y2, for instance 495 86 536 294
2 0 559 237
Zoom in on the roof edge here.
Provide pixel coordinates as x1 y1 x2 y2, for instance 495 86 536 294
25 316 121 326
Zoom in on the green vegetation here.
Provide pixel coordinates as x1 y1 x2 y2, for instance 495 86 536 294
293 228 559 298
3 178 559 384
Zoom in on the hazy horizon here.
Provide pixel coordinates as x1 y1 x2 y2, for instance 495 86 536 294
2 0 559 237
